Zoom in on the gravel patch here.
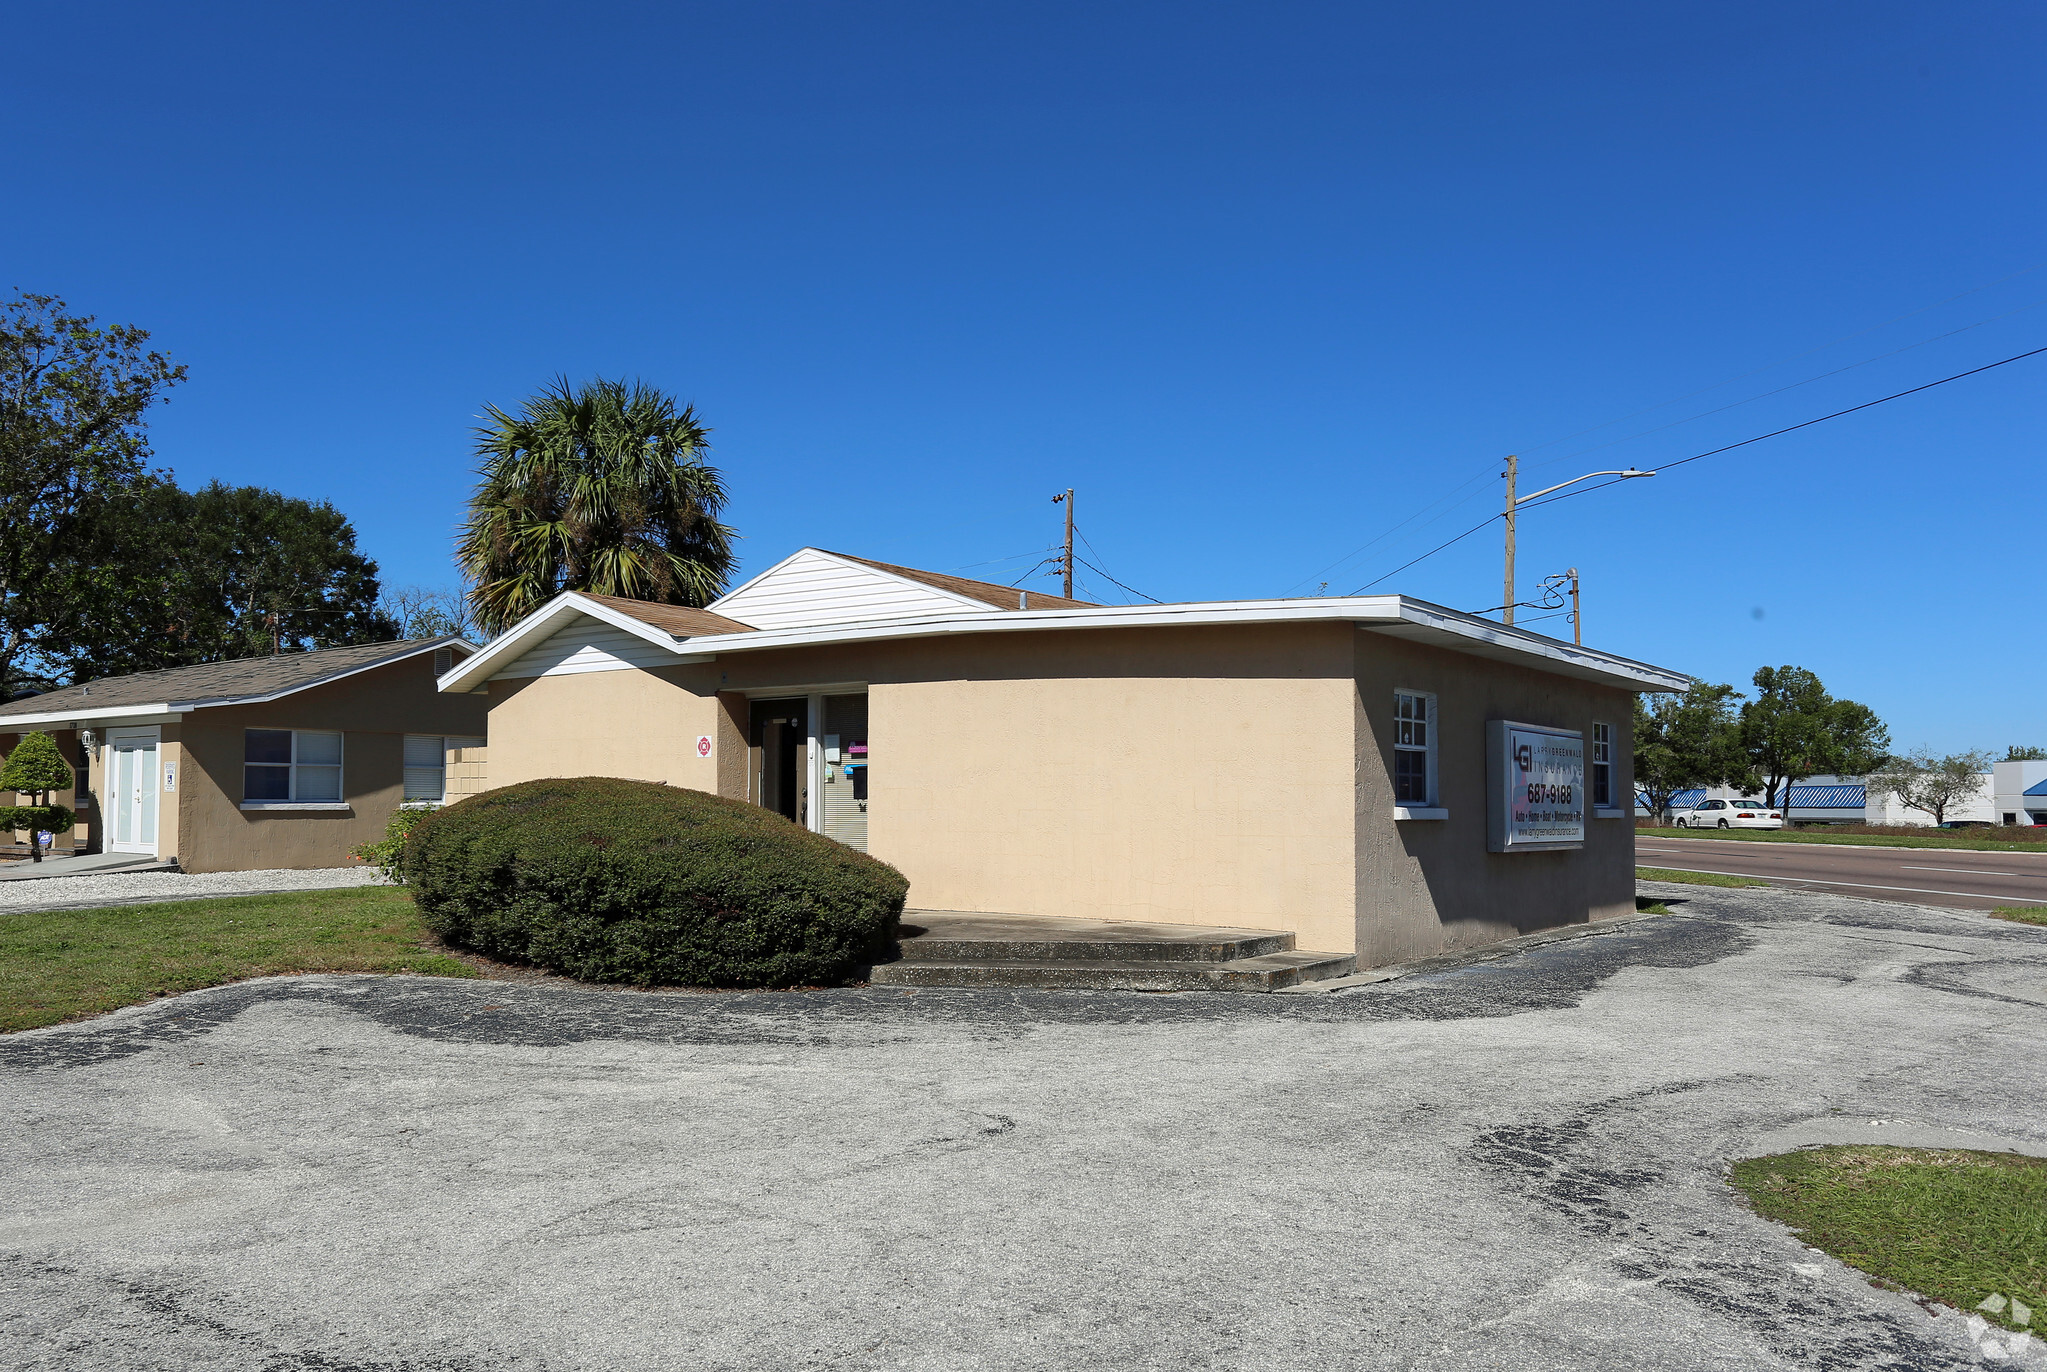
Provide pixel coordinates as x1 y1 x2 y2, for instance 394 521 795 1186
0 866 387 914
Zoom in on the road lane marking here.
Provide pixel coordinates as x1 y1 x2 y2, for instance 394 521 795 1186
1636 865 2035 901
1902 865 2039 877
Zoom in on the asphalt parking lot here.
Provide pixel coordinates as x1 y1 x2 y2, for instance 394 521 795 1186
4 885 2046 1372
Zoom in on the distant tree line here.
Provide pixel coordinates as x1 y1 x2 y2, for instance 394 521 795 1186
1634 666 1889 823
0 293 406 696
1636 671 2034 825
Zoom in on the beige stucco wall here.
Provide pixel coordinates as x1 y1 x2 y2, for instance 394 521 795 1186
471 620 1643 962
1352 631 1637 965
161 652 489 872
484 669 729 794
482 624 1363 954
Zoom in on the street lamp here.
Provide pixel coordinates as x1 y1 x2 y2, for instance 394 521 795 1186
1501 455 1654 627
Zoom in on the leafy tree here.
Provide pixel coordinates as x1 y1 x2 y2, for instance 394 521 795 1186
0 731 75 863
2006 746 2047 762
46 478 396 680
1736 666 1890 821
459 377 734 636
1867 749 1994 825
1633 682 1746 822
0 293 185 697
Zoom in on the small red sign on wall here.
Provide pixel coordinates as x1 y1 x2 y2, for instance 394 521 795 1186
695 736 713 758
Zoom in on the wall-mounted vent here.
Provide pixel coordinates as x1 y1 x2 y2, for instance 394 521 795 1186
433 648 452 676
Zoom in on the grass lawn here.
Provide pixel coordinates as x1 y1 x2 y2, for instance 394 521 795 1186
1729 1146 2047 1331
1638 826 2047 854
0 885 475 1034
1637 866 1766 888
1993 907 2047 927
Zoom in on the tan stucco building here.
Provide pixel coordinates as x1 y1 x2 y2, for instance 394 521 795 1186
440 549 1687 965
0 638 488 872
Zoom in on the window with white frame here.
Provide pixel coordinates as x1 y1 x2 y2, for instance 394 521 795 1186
404 735 447 802
244 729 343 802
1393 690 1435 805
1592 722 1614 808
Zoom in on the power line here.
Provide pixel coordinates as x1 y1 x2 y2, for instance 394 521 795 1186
1522 292 2047 477
1295 264 2044 595
1074 553 1164 604
948 546 1059 573
1515 260 2043 459
1533 341 2047 509
1351 341 2047 592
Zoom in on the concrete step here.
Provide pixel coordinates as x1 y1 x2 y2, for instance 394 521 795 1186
895 911 1298 965
869 949 1358 993
895 931 1295 964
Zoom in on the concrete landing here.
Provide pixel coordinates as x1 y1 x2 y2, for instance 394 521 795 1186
0 853 179 881
871 911 1356 993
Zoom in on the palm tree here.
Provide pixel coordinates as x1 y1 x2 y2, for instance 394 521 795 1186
459 378 736 636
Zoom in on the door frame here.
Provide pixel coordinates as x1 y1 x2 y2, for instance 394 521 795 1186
105 726 161 855
738 681 866 834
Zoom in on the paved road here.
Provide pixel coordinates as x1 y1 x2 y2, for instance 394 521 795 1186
1637 834 2047 911
5 885 2047 1370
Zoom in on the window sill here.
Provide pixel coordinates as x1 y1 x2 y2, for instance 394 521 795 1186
1594 807 1629 819
400 801 445 810
1394 806 1449 821
239 802 351 812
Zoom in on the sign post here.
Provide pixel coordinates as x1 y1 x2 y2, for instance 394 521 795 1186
1486 720 1586 853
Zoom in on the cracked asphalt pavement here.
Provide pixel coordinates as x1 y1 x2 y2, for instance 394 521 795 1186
4 884 2046 1371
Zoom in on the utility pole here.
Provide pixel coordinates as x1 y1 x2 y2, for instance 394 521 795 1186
1502 456 1518 626
1499 461 1654 628
1567 567 1581 645
1052 488 1074 599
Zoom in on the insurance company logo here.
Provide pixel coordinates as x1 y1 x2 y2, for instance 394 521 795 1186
1967 1292 2036 1363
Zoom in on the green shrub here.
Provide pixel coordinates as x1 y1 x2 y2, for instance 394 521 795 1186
402 777 908 988
351 805 431 880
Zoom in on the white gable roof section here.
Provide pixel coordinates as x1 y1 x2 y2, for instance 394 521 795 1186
707 548 990 630
439 592 714 691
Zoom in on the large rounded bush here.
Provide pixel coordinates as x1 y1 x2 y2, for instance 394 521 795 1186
403 777 908 988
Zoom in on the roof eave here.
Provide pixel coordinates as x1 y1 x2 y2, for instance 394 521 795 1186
0 636 476 728
436 594 699 692
667 595 1688 692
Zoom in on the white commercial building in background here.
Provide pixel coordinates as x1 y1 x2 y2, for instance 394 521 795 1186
1644 769 2036 827
1995 761 2047 827
1863 772 1997 826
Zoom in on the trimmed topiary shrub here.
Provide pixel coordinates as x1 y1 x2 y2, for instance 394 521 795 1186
402 777 908 988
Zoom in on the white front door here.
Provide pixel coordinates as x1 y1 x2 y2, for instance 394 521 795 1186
107 729 160 855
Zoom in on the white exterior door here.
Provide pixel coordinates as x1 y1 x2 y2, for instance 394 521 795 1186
107 729 160 855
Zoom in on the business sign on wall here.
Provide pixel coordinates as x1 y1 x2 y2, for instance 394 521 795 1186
1486 719 1586 853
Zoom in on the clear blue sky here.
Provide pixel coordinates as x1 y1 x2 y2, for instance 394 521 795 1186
7 2 2042 752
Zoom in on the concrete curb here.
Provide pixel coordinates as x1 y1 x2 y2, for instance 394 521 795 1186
1275 910 1666 994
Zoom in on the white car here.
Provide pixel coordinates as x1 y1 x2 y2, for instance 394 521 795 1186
1675 798 1783 829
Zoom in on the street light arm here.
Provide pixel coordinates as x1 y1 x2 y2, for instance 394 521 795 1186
1514 468 1654 506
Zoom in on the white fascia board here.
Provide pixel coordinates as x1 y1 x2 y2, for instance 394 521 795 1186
0 704 187 730
1365 600 1691 692
435 594 703 692
673 595 1690 692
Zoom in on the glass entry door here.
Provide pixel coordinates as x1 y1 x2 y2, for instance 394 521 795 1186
748 699 808 824
107 729 160 854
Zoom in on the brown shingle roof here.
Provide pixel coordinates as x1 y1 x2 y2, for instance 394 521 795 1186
826 552 1098 611
0 637 469 719
574 593 755 636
